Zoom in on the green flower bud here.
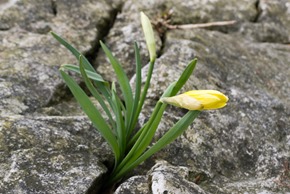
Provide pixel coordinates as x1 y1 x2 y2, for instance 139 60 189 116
140 12 156 62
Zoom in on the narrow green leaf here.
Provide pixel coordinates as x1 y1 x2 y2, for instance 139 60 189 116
128 82 177 147
145 110 200 155
134 59 155 129
51 32 96 72
113 59 197 176
61 64 105 83
110 110 200 184
113 82 176 174
171 58 197 96
132 103 166 157
59 69 120 161
111 83 126 164
51 32 112 105
100 41 133 130
78 56 115 130
127 42 142 138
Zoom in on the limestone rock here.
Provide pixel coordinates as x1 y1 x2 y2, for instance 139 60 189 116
114 176 150 194
0 0 120 116
0 0 119 193
237 0 290 43
149 161 207 194
0 116 112 194
96 0 258 82
96 6 162 82
115 161 207 194
137 28 290 193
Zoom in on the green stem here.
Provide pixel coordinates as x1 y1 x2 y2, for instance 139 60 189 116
108 110 200 185
127 59 155 139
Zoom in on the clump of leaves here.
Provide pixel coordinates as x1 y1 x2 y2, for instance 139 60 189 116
51 12 228 192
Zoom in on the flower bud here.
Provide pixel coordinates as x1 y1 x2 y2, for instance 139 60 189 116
161 90 228 110
140 12 156 62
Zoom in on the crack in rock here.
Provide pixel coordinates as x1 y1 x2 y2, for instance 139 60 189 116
51 0 57 16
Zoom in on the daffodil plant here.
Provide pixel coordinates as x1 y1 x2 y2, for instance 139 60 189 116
51 12 228 190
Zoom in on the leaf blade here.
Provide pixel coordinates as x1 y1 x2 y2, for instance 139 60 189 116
61 64 105 83
51 31 96 72
60 69 120 160
100 41 134 131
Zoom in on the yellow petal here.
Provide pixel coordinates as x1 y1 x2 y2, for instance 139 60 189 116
185 90 228 110
160 94 203 110
161 90 228 110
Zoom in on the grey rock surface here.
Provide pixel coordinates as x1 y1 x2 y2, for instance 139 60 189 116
0 116 110 193
138 28 290 193
96 2 162 82
1 0 290 193
0 0 118 193
114 176 150 194
237 0 290 43
116 161 207 194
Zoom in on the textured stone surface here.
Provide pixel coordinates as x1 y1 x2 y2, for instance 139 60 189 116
237 0 290 43
96 2 162 82
116 161 207 194
97 0 258 81
0 116 111 193
1 0 290 193
148 161 207 194
0 29 70 115
114 176 150 194
0 0 119 193
140 28 290 193
0 0 121 116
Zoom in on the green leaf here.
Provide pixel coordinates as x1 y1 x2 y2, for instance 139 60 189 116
171 58 197 96
51 32 96 73
100 41 134 131
110 83 126 164
61 64 105 83
127 42 142 138
59 69 120 162
134 59 155 131
113 82 176 175
78 56 115 130
51 32 112 104
110 110 200 184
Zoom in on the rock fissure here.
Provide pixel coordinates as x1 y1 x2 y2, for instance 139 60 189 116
252 0 261 23
85 4 121 67
30 1 124 116
50 0 57 16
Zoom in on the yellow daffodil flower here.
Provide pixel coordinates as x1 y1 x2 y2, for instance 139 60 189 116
140 12 156 62
160 90 229 110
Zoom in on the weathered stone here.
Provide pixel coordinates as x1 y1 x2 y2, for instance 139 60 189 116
0 0 120 193
0 29 67 115
115 161 207 194
0 116 112 194
114 176 150 194
0 0 120 116
96 10 162 82
149 161 207 194
237 0 290 43
97 0 258 82
0 0 54 30
136 28 290 193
